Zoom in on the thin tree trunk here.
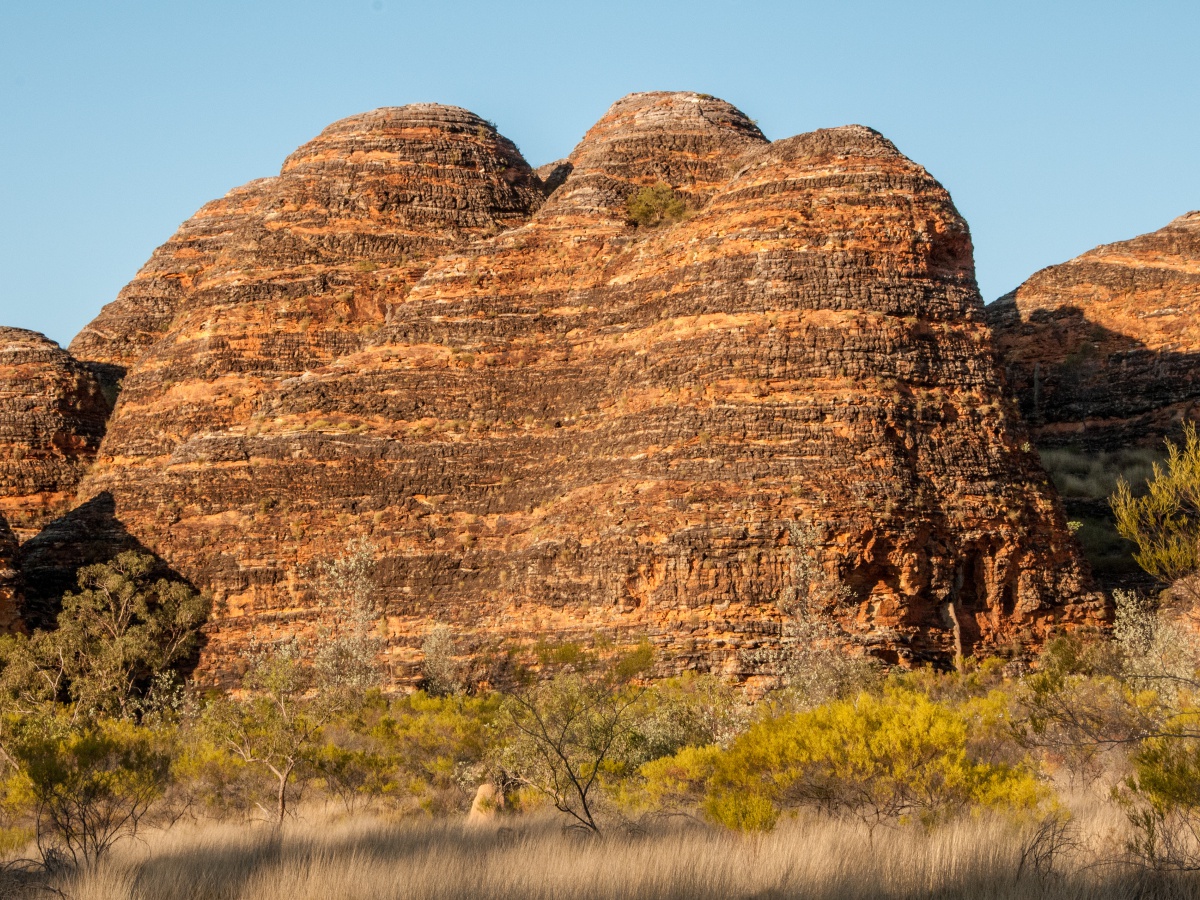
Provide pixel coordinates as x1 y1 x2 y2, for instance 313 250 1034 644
276 763 294 827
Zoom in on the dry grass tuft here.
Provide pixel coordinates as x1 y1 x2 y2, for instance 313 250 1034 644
5 802 1195 900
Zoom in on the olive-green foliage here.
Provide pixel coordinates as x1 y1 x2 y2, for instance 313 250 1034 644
1041 446 1162 502
313 538 383 694
625 182 687 228
342 691 501 815
191 688 504 821
204 642 350 826
624 673 747 769
420 625 463 697
1121 719 1200 870
165 729 259 821
1015 635 1136 785
498 642 653 833
310 743 394 815
1 713 171 865
0 554 206 865
1112 422 1200 585
0 551 209 719
640 688 1047 834
1036 445 1160 576
1129 728 1200 814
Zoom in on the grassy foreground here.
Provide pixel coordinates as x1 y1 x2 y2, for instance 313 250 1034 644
4 804 1198 900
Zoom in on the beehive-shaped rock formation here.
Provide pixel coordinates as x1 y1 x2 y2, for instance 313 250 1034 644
0 328 108 541
988 211 1200 449
60 92 1101 685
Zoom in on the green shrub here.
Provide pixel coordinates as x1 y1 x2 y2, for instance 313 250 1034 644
625 183 687 228
371 691 501 813
0 552 209 720
2 714 171 865
1112 422 1200 585
497 644 653 833
640 688 1046 834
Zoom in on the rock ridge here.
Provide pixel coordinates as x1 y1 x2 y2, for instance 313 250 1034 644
988 210 1200 449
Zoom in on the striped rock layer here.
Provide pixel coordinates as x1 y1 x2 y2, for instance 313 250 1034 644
988 211 1200 450
50 92 1100 685
0 328 108 543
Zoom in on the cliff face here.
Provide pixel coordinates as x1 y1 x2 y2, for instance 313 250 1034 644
988 212 1200 449
0 328 108 542
57 92 1100 685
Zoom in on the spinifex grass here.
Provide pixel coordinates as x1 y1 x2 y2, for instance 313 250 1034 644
11 803 1195 900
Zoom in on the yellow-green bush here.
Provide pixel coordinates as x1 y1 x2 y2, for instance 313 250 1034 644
2 715 171 864
1112 421 1200 584
641 688 1047 833
367 691 502 813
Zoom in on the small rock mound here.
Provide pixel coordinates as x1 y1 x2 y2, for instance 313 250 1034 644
537 91 768 225
0 328 108 540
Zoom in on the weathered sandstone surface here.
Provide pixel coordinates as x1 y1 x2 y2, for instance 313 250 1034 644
0 328 108 542
988 212 1200 450
41 92 1101 685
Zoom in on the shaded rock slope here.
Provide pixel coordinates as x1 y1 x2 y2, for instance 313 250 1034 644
989 211 1200 450
987 213 1200 589
39 92 1100 685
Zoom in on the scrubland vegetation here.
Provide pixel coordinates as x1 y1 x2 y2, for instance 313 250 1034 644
5 428 1200 897
1040 444 1163 579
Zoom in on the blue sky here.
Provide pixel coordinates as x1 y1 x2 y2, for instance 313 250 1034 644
2 0 1197 347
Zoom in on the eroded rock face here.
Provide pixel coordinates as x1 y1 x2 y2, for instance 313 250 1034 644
0 328 108 542
27 103 540 624
987 212 1200 592
68 104 542 402
66 92 1101 686
988 212 1200 450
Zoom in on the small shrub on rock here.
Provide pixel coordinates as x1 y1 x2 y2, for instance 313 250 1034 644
626 182 687 228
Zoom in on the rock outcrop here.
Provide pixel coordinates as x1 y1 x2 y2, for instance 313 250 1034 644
988 212 1200 450
987 213 1200 591
68 105 542 400
58 92 1101 686
0 328 108 542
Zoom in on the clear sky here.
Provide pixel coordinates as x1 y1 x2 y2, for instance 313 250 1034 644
2 0 1197 347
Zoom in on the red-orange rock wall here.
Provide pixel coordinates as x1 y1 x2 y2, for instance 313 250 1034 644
0 328 108 542
55 93 1102 686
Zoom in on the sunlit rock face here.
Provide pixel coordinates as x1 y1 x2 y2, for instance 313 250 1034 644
0 328 108 542
53 92 1101 686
